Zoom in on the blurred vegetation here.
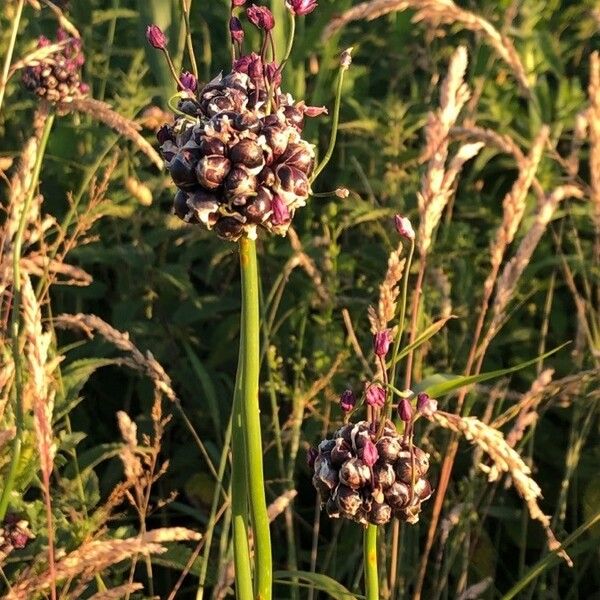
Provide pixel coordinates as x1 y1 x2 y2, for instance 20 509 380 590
0 0 599 598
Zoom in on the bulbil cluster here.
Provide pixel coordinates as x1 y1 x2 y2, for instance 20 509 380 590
158 58 321 241
311 420 433 526
22 31 87 104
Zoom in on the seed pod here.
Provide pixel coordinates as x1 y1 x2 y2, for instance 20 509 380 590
213 216 244 240
339 458 370 489
385 481 410 509
225 165 257 198
376 436 401 462
373 462 396 490
230 139 264 170
169 152 198 191
335 484 362 516
330 438 352 467
196 155 231 190
369 501 392 525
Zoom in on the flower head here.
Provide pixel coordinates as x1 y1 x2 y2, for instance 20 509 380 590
179 71 197 92
394 214 415 240
339 389 356 412
146 24 167 50
374 329 392 357
365 384 386 408
229 16 245 44
286 0 318 16
361 439 379 467
416 392 438 417
247 4 275 30
397 398 413 423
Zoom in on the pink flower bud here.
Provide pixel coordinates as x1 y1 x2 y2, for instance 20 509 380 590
397 398 413 423
416 392 438 417
37 36 51 48
361 439 379 467
179 71 197 92
271 195 290 226
394 214 415 240
339 389 355 412
365 384 386 408
232 0 246 6
229 16 245 44
265 62 282 87
373 329 392 357
146 24 167 50
285 0 318 16
246 4 275 31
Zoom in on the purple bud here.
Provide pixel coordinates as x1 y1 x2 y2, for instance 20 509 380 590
232 0 246 6
233 52 261 74
416 392 438 417
246 4 275 31
271 195 290 226
373 329 392 357
306 447 318 469
394 214 415 240
179 71 197 92
37 36 51 48
265 62 282 87
361 439 379 467
397 398 413 423
78 82 90 95
339 389 355 412
229 17 245 44
285 0 318 16
365 384 386 408
146 24 167 50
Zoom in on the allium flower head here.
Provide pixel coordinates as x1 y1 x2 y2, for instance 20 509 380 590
146 24 167 50
179 71 197 92
247 4 275 30
339 389 355 412
394 214 415 240
374 329 392 357
398 398 413 422
286 0 318 16
365 384 386 408
416 392 438 417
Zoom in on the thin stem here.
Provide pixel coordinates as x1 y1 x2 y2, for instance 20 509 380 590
0 0 24 115
182 0 199 80
280 13 296 69
231 324 253 600
162 48 182 87
311 51 351 182
363 524 379 600
239 237 272 600
0 111 54 521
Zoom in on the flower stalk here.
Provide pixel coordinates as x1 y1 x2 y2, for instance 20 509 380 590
238 237 272 600
363 524 379 600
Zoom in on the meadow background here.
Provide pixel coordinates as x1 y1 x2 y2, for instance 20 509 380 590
1 0 599 598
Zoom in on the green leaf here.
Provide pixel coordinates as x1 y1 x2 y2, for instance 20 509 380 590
414 343 570 398
274 570 361 600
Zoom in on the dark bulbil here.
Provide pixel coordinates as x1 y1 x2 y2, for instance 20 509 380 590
311 420 433 526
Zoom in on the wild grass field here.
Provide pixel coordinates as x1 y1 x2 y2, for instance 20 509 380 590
0 1 599 599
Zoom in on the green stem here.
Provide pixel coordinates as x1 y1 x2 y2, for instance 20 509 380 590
231 326 253 600
280 13 296 68
311 50 351 183
239 237 272 600
0 111 55 521
182 0 199 80
0 0 24 115
363 524 379 600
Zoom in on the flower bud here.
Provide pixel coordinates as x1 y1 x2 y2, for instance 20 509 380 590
335 485 362 516
339 458 370 489
179 71 198 92
286 0 318 15
373 329 392 357
360 439 379 467
365 384 385 408
417 392 438 417
376 435 401 462
232 0 246 6
230 139 264 169
339 389 355 412
394 214 415 240
246 4 275 31
265 62 282 87
196 155 231 190
369 501 392 525
146 24 167 50
225 165 257 198
270 194 290 226
229 17 245 44
340 47 353 69
397 398 413 423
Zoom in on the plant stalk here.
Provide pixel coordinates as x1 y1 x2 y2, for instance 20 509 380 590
0 111 54 521
363 524 379 600
239 237 272 600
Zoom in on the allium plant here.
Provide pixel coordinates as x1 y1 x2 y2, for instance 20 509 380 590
147 4 349 599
